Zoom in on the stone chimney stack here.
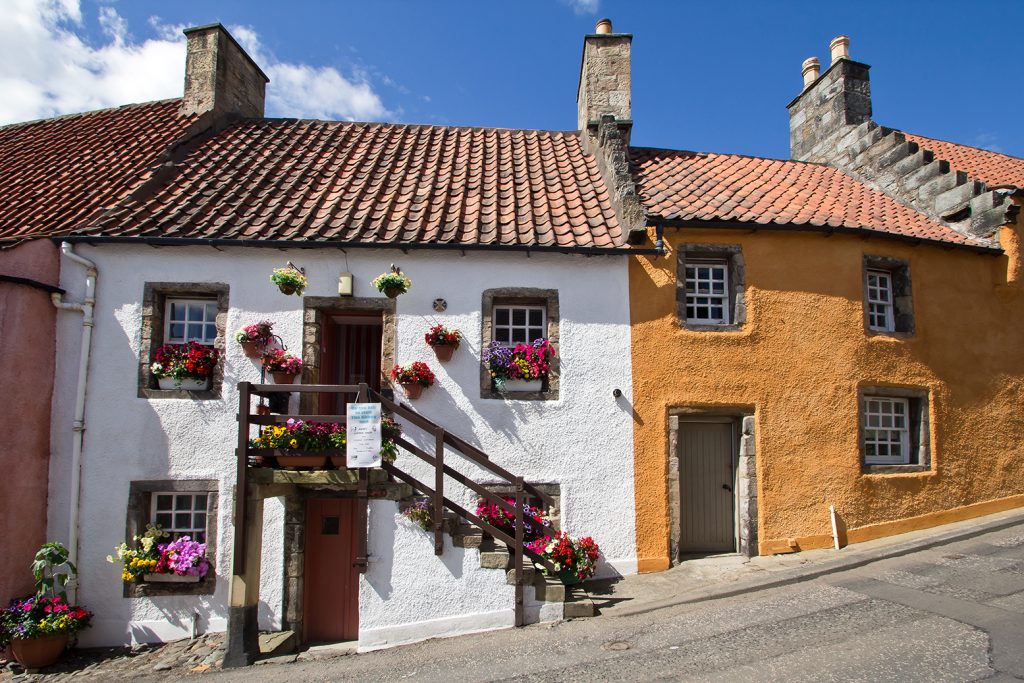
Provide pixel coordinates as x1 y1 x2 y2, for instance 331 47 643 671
787 35 871 162
576 20 645 243
180 24 269 119
577 18 632 133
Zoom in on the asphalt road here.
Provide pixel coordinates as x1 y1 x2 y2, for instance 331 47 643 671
204 524 1024 682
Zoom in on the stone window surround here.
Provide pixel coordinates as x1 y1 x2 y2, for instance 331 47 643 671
480 288 560 401
300 296 397 414
677 244 747 331
139 282 229 400
123 479 219 598
858 385 931 474
667 409 758 560
862 254 914 337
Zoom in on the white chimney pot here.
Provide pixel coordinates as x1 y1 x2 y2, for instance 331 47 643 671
830 35 850 64
801 57 821 88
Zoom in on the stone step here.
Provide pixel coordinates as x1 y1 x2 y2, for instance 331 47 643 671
479 549 511 570
563 593 596 619
505 566 537 585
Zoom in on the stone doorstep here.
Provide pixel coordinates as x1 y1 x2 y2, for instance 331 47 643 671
258 630 297 656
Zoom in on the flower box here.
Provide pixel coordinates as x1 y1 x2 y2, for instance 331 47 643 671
157 377 210 391
143 573 200 583
501 379 543 393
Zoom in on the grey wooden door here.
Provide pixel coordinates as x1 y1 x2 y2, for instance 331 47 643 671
678 421 736 553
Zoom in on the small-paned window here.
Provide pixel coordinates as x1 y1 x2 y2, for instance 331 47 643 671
164 299 219 345
863 396 910 465
493 305 546 345
152 492 209 541
863 256 913 336
866 270 895 332
685 260 729 324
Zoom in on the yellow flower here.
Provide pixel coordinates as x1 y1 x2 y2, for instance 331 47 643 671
289 439 298 448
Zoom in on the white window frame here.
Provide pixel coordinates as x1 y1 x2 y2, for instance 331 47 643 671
685 259 730 325
866 269 895 332
863 396 911 465
164 298 218 345
492 304 546 346
151 492 210 542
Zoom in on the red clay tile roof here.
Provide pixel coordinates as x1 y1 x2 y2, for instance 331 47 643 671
630 147 988 248
0 100 195 242
902 133 1024 189
79 119 624 249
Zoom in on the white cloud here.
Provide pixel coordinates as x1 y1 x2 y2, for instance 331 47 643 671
0 0 388 125
561 0 600 15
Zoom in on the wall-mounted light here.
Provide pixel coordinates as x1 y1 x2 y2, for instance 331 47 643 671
338 272 354 297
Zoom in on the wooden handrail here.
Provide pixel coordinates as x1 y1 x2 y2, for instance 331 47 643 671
237 380 562 625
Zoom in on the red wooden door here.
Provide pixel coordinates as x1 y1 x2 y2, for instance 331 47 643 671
303 498 359 642
319 313 383 415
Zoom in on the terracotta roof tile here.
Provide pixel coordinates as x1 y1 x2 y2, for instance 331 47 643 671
630 147 986 248
901 132 1024 189
78 119 622 249
0 100 195 242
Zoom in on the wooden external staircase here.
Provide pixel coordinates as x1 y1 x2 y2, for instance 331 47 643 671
225 381 591 666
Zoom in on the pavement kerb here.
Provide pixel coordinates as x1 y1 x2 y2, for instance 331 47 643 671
609 507 1024 618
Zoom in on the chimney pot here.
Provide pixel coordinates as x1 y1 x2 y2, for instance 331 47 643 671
801 57 821 88
830 35 850 64
595 18 613 34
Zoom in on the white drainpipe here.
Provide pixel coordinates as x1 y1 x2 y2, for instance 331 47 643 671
50 242 97 601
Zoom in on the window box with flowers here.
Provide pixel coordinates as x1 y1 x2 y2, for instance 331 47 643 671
391 361 435 399
262 349 303 384
483 339 555 394
150 342 220 391
248 417 401 469
425 324 461 362
108 525 211 585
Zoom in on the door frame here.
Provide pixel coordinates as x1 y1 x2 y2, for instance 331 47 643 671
301 296 396 414
667 410 758 564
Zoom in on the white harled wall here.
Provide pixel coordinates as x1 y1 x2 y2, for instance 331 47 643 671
49 244 637 648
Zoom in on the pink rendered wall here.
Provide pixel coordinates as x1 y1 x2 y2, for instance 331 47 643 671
0 239 58 604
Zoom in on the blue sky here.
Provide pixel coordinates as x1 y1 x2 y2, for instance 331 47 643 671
4 0 1021 160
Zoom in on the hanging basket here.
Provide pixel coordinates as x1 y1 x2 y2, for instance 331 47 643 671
272 371 298 384
401 383 424 399
383 285 404 299
239 340 265 358
432 345 456 362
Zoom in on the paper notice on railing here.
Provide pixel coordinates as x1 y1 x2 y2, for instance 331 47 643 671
346 402 382 468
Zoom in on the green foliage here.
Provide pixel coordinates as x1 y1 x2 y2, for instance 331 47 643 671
31 543 77 601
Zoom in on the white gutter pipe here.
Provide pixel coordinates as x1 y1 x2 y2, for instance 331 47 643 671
50 242 97 601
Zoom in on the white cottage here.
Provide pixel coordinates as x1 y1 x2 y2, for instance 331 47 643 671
47 23 653 664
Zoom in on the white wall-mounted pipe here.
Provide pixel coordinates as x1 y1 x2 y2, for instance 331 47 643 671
50 242 97 601
829 504 841 551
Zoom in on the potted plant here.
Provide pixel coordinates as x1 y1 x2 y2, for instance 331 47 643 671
391 361 435 399
425 324 461 362
372 269 412 299
270 266 307 296
401 499 434 532
108 525 210 584
476 498 552 542
235 320 274 358
151 342 219 390
526 531 601 585
1 543 92 670
249 416 401 469
483 338 556 393
262 349 303 384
